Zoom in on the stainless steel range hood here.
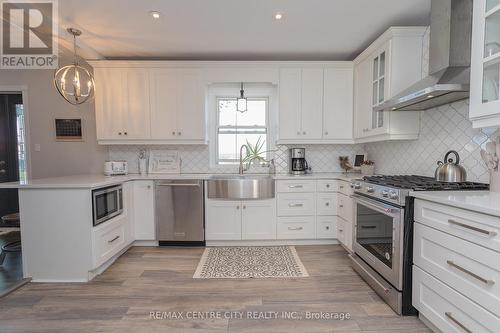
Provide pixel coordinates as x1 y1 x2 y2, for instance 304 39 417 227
375 0 473 112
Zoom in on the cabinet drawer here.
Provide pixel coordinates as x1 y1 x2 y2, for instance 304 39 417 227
316 193 338 216
93 216 127 268
316 180 339 193
316 216 338 239
338 193 353 222
277 193 315 216
338 180 353 196
413 266 500 333
414 223 500 316
277 180 316 193
277 216 315 239
415 199 500 252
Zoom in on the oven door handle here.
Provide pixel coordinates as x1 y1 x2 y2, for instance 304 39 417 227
352 194 402 216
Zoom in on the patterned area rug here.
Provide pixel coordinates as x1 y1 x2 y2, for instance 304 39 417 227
193 246 309 279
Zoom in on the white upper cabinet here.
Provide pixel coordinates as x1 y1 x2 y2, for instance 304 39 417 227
150 68 206 142
278 64 354 144
323 66 354 141
94 68 150 141
92 62 206 144
354 27 426 143
470 0 500 128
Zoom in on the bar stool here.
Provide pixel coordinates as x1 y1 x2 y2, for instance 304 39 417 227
0 212 21 265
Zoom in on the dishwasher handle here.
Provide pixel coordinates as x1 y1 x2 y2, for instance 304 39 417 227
156 183 200 187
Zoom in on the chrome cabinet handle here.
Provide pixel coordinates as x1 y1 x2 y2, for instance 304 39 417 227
448 219 497 236
324 131 328 135
178 132 181 135
236 205 240 210
124 132 128 135
108 236 120 244
339 204 344 208
242 205 246 209
446 260 495 285
172 131 176 135
325 202 330 206
361 225 377 229
303 131 306 135
288 226 303 231
288 203 304 207
445 312 472 333
288 185 303 189
118 132 122 135
326 184 330 188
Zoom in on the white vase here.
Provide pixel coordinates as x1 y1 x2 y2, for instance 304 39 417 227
490 171 500 193
361 164 375 175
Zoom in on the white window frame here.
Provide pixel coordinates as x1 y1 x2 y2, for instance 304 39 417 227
215 97 269 165
207 83 277 170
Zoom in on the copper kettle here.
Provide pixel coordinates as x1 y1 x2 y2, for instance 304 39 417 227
435 150 467 182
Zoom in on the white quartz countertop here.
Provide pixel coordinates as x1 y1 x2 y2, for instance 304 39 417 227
0 172 363 189
411 190 500 217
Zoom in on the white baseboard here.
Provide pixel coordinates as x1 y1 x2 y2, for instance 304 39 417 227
419 314 442 333
206 239 339 247
133 240 159 246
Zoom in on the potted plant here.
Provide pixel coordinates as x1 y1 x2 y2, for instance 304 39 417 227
360 160 375 175
242 137 269 168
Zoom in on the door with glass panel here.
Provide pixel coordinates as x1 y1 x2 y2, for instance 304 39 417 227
471 0 500 122
370 42 390 134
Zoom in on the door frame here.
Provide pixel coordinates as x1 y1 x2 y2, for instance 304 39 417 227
0 85 31 180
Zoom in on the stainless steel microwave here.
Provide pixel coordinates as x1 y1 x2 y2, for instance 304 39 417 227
92 185 123 226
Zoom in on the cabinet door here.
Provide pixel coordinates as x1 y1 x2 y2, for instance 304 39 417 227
150 69 178 140
354 58 373 138
133 181 155 240
278 68 302 140
123 69 151 139
205 200 242 240
300 68 324 139
470 0 500 125
369 42 391 135
176 69 206 140
241 199 276 240
94 68 126 140
323 67 354 140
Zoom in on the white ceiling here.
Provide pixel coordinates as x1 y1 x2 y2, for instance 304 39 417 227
59 0 431 61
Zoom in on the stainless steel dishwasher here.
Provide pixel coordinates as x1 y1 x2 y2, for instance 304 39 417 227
155 179 205 246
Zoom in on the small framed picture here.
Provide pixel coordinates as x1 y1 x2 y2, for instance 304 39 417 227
353 153 368 170
54 118 83 141
148 150 181 174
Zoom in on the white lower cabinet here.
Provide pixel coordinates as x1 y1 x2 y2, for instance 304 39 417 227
132 180 155 240
316 216 338 239
242 200 277 240
413 266 500 333
337 217 353 252
316 193 338 216
413 199 500 332
92 214 127 268
206 199 276 241
277 193 315 216
205 200 242 240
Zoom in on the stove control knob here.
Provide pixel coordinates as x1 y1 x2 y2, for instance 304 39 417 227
382 190 389 198
352 182 361 190
366 186 375 193
389 191 399 200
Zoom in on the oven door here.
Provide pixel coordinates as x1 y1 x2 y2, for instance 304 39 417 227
352 194 404 290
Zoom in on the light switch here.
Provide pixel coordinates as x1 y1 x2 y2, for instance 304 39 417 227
34 144 41 152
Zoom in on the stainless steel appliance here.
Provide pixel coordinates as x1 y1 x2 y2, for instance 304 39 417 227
155 180 205 246
92 185 123 226
104 161 128 176
349 175 488 315
435 150 467 182
289 148 309 175
206 175 275 200
376 0 472 112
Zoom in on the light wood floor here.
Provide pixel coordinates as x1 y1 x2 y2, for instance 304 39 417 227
0 245 432 333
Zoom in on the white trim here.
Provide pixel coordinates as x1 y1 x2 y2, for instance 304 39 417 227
206 239 339 246
89 60 354 68
0 85 32 181
133 240 159 246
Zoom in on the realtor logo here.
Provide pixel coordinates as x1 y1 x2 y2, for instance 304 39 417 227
1 0 58 69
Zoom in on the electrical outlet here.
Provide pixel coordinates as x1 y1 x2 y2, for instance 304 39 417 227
34 144 41 152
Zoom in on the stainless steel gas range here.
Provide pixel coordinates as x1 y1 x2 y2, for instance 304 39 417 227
348 175 489 315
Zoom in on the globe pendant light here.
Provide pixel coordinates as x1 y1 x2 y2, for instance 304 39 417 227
54 28 95 105
237 82 247 113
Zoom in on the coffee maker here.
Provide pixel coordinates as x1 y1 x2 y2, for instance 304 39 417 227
289 148 309 175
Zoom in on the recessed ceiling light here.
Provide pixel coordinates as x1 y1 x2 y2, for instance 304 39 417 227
274 12 284 20
150 11 161 19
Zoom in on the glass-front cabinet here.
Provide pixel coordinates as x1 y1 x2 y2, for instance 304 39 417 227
369 42 390 135
471 0 500 127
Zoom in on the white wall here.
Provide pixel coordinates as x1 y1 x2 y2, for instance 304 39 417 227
0 57 106 179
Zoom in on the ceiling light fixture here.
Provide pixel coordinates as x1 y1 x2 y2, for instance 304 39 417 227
274 12 284 20
54 28 95 105
150 11 161 19
237 83 247 113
